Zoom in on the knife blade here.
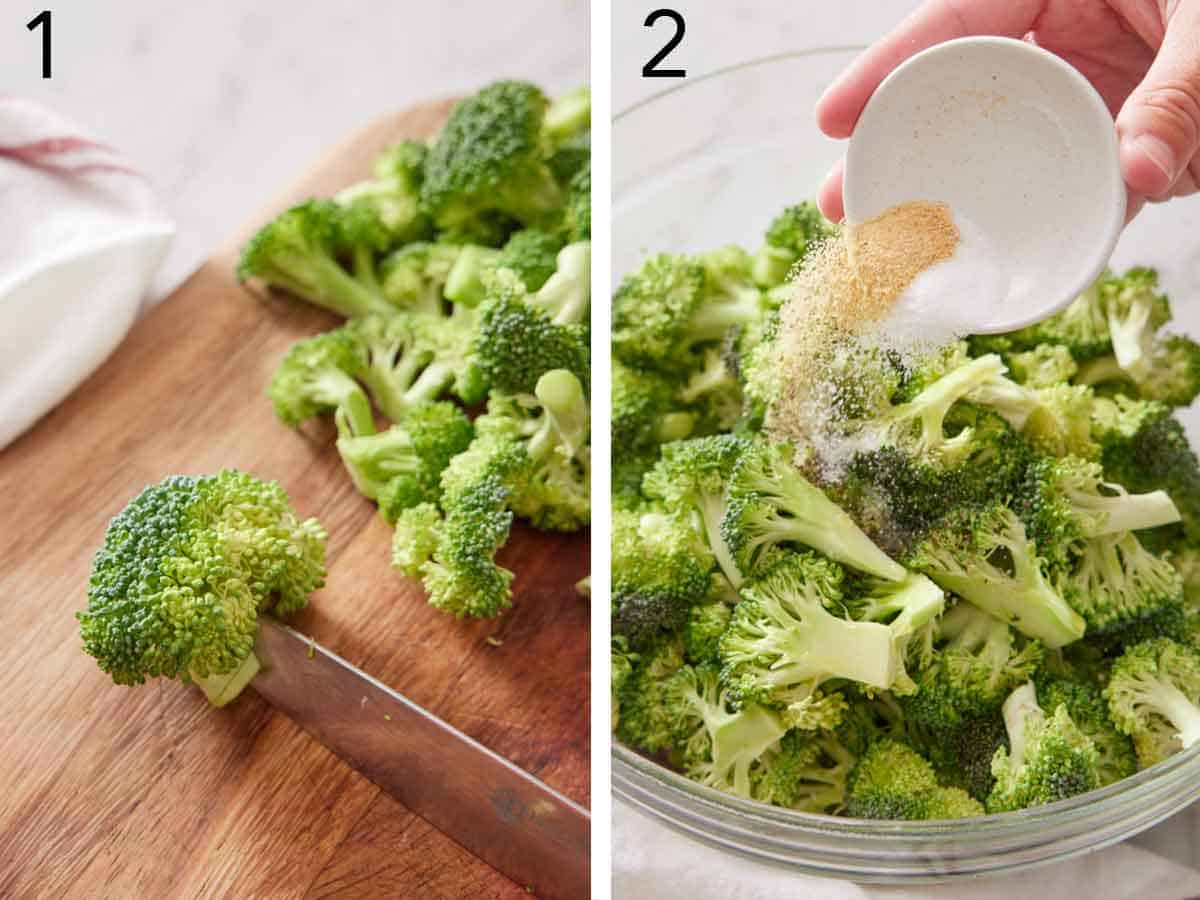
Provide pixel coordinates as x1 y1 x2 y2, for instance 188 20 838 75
250 618 590 900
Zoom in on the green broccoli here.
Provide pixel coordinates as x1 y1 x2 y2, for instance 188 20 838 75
390 502 443 577
344 312 477 420
237 199 393 320
611 360 695 460
664 663 789 799
908 504 1086 648
336 400 473 519
561 158 590 242
612 249 765 372
268 329 375 437
475 369 590 531
751 202 837 288
378 242 461 315
987 682 1100 811
335 139 431 248
420 80 562 232
846 739 983 820
1005 344 1079 387
1103 415 1200 543
899 601 1044 735
543 86 591 147
718 553 938 728
611 506 714 648
78 471 327 706
642 434 751 587
751 730 856 812
721 441 906 581
472 263 589 396
1105 637 1200 767
1035 674 1137 786
614 635 687 752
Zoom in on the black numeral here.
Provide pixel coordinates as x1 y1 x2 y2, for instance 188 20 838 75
27 10 51 78
643 9 686 78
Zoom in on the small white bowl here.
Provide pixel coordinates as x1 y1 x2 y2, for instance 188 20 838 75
843 36 1125 334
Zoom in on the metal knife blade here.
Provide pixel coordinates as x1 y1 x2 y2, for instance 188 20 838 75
251 618 590 900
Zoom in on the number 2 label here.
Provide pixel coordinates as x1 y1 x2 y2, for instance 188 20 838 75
643 9 686 79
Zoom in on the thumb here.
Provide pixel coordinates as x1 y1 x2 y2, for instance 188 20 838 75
1116 0 1200 198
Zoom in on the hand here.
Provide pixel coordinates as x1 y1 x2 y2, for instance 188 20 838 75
815 0 1200 223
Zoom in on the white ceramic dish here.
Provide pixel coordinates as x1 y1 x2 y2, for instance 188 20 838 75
843 36 1126 333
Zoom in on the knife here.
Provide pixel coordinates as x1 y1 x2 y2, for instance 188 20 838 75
250 618 590 900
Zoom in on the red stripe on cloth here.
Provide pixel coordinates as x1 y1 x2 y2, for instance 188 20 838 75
0 135 114 158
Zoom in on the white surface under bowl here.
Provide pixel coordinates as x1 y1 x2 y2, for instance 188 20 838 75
843 36 1125 333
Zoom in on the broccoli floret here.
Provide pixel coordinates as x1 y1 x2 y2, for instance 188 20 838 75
497 227 565 291
335 140 431 248
336 400 473 519
474 370 590 531
751 730 855 812
1101 266 1172 379
1055 531 1184 636
719 553 937 726
612 361 694 460
561 158 590 242
420 80 562 231
344 312 475 420
1005 344 1079 387
987 682 1100 812
1103 416 1200 544
612 250 765 372
611 505 713 648
390 501 443 577
846 739 983 820
378 242 461 315
614 635 687 751
908 504 1086 648
1105 637 1200 766
1018 455 1180 551
899 601 1044 735
1035 674 1137 786
665 663 789 798
642 434 751 587
78 471 327 706
721 441 906 581
751 202 837 288
237 199 392 320
472 265 589 397
268 329 375 436
423 458 518 618
678 347 744 436
683 587 734 665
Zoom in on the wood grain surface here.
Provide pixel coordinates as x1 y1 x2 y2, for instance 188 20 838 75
0 99 589 900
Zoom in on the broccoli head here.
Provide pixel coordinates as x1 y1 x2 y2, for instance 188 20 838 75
846 739 983 820
1105 637 1200 767
268 329 375 437
78 471 327 706
420 80 562 232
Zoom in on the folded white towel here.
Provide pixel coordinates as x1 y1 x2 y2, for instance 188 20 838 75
0 98 174 449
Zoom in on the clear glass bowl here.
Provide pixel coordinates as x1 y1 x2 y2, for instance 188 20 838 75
612 48 1200 882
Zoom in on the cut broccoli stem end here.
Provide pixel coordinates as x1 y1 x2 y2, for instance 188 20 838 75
1078 490 1181 537
190 651 261 707
1146 677 1200 750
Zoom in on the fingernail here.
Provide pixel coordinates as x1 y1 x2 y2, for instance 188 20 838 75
1131 133 1175 182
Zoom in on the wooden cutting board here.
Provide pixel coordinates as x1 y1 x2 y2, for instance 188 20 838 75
0 99 589 900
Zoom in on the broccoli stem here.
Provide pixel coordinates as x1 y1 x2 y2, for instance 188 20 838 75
1076 355 1126 386
190 651 261 707
687 293 760 346
698 492 742 588
266 255 391 320
1144 677 1200 749
342 389 377 438
1001 682 1042 769
1078 489 1181 536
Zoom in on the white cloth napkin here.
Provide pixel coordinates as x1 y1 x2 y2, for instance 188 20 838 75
614 801 1200 900
0 98 174 450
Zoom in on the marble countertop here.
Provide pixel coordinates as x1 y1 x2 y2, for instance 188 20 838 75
1 0 588 295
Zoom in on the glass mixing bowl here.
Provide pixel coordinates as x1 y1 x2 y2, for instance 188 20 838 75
612 48 1200 882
